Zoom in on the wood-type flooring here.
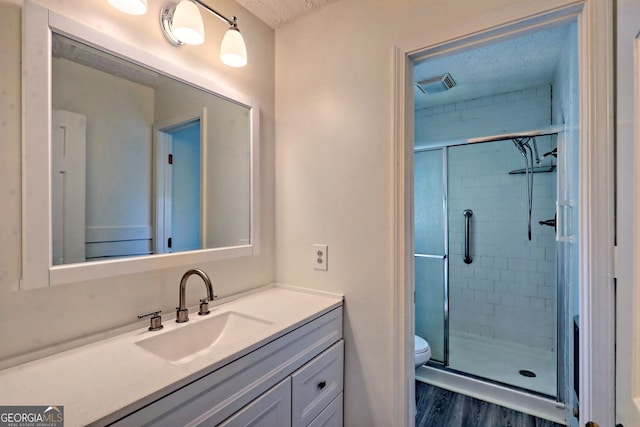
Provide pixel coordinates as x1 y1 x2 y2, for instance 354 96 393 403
415 382 565 427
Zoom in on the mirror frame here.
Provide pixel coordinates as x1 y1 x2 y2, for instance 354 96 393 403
21 1 260 289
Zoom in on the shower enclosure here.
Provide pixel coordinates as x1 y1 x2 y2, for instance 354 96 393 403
410 18 580 424
415 133 560 397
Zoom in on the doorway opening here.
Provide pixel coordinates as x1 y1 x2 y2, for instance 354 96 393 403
410 16 580 426
154 111 206 254
394 2 614 426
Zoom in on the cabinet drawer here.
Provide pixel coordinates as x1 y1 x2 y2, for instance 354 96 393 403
219 378 291 427
291 340 343 427
308 393 342 427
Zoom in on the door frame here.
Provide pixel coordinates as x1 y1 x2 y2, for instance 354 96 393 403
392 1 614 426
153 108 207 254
614 0 640 424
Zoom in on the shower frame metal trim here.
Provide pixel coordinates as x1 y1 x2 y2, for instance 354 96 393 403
413 147 450 366
442 147 450 367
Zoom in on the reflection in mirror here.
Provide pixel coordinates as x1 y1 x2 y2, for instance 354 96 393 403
51 34 251 265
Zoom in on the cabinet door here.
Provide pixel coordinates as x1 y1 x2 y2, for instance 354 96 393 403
219 378 292 427
308 393 343 427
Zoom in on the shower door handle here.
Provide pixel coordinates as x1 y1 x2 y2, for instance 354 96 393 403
463 209 473 264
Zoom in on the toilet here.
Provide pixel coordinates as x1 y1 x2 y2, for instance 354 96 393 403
414 335 431 368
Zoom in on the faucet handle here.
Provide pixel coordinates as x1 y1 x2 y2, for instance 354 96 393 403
138 310 164 331
198 298 211 316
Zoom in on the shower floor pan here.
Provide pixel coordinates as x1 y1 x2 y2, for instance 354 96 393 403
447 332 556 396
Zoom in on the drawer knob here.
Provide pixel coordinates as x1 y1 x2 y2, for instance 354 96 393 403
318 380 326 390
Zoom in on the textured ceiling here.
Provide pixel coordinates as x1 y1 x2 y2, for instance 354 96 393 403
234 1 572 110
234 0 340 28
414 23 572 110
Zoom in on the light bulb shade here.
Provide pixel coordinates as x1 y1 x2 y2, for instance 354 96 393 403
109 0 147 15
172 1 205 45
220 28 247 67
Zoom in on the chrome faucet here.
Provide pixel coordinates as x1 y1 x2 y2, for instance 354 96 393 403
176 268 217 323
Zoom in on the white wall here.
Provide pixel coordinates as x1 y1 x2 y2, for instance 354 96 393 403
53 57 155 258
0 0 275 362
275 0 537 424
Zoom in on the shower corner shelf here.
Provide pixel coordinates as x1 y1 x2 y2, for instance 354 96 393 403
509 165 556 175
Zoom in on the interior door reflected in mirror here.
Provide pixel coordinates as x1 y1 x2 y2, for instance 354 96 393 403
51 34 251 265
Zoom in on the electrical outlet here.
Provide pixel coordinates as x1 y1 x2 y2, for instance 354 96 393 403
313 244 328 271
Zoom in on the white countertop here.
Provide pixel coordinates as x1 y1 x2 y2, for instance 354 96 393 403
0 285 343 426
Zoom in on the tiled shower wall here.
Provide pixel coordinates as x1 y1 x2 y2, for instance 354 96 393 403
415 83 558 352
415 83 552 145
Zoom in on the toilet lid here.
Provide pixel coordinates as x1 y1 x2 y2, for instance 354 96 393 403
415 335 430 354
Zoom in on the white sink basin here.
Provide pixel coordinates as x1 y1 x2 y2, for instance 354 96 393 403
136 311 273 365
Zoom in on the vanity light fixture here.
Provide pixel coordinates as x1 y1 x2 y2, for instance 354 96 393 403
162 0 205 45
161 0 248 67
108 0 148 15
108 0 248 67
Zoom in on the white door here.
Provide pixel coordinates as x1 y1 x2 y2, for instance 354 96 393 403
169 122 202 252
51 110 86 265
615 0 640 425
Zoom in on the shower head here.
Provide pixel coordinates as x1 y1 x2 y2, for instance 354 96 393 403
511 137 535 241
513 139 527 158
513 137 539 161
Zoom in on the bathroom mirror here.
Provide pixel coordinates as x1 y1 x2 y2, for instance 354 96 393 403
21 1 260 289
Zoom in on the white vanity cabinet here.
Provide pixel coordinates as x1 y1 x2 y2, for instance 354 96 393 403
105 306 343 427
220 340 344 427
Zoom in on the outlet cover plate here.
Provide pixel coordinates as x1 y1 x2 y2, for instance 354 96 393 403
313 244 328 271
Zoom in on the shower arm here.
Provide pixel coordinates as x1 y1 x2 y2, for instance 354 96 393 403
513 139 527 158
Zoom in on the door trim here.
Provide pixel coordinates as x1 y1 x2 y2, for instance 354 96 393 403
614 2 640 423
392 1 615 426
576 1 615 425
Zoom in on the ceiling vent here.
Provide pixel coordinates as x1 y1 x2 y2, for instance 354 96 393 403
415 73 456 94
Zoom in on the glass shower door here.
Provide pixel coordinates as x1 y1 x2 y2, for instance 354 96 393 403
414 149 447 363
446 140 557 396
